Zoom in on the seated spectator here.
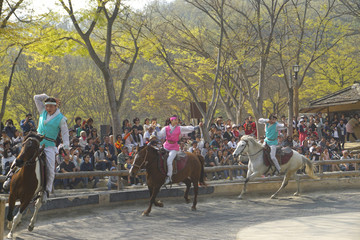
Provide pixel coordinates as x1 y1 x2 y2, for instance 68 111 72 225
70 147 81 171
107 166 119 190
188 140 198 153
210 135 221 150
228 137 237 150
201 142 210 158
124 157 140 186
143 127 154 144
223 125 234 141
205 149 218 180
104 135 116 163
94 144 112 171
117 146 129 170
85 138 98 167
114 134 124 153
80 153 99 188
339 150 351 171
79 131 88 150
58 154 80 189
20 113 36 135
1 141 15 175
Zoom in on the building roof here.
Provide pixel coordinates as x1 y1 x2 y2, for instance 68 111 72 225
300 83 360 113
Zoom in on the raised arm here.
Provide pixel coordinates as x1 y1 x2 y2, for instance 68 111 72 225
258 118 269 124
33 93 49 114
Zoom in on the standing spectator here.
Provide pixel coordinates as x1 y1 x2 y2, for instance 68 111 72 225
244 124 254 136
248 115 257 137
73 117 82 136
132 117 144 134
80 153 99 188
76 120 86 138
337 119 346 150
122 127 135 151
143 127 154 144
4 119 16 139
214 117 225 133
298 119 307 144
122 119 131 133
143 118 151 132
20 113 36 135
232 124 240 140
346 115 359 142
84 118 94 136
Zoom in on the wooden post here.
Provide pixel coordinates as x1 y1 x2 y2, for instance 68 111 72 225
229 162 233 181
0 197 6 240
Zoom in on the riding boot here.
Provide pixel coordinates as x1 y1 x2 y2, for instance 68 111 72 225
42 190 49 204
164 176 172 185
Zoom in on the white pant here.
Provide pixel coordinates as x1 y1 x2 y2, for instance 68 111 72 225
166 149 178 177
270 145 281 171
44 147 57 193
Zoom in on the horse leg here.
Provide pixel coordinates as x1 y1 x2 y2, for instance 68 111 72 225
148 186 163 207
271 171 291 199
238 168 260 199
183 178 192 204
293 172 301 196
7 194 16 230
7 200 29 239
191 180 198 211
143 186 161 216
28 193 43 231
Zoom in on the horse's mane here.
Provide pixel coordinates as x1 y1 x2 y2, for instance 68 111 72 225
23 132 42 142
240 135 263 148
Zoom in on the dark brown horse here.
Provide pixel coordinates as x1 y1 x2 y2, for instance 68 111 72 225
129 145 206 216
7 133 45 239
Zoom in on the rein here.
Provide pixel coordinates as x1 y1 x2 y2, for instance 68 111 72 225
239 140 264 157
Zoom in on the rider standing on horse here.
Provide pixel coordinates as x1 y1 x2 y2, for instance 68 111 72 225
258 114 287 174
157 115 202 185
34 94 70 202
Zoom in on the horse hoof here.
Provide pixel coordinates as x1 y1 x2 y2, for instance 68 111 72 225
7 233 12 239
270 195 277 199
191 206 196 211
185 198 191 204
293 192 300 196
7 221 12 230
237 195 243 200
155 201 164 207
28 225 34 232
142 211 149 216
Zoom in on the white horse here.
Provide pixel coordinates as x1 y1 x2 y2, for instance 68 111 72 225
233 135 318 199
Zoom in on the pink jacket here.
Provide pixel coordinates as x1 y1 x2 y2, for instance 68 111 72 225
163 125 181 151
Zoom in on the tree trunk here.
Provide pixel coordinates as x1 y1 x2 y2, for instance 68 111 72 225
288 86 294 137
294 84 299 120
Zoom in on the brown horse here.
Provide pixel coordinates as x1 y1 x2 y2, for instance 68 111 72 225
129 145 206 216
7 133 45 239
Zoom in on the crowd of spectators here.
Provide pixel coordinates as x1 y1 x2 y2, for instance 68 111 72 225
0 112 360 191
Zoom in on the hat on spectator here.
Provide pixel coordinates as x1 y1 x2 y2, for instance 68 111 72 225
26 113 32 117
232 124 237 128
226 125 231 129
299 119 304 122
110 167 116 171
192 140 198 145
99 144 105 148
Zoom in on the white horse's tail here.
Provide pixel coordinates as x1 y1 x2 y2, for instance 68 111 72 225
302 156 319 180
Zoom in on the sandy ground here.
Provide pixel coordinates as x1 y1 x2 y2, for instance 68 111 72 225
5 188 360 240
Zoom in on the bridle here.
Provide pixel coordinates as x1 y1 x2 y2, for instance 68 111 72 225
132 149 149 170
237 140 264 157
20 137 41 167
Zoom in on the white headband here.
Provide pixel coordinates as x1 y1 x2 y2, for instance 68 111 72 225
45 102 57 106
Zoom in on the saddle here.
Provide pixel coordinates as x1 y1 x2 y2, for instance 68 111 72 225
263 144 293 167
158 148 188 176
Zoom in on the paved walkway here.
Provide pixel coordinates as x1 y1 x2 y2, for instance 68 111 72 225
5 189 360 240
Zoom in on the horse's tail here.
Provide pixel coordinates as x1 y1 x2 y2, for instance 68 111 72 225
302 156 319 180
197 154 207 186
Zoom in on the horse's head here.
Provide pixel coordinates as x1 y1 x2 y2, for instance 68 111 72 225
129 145 156 177
233 137 249 158
16 132 44 166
